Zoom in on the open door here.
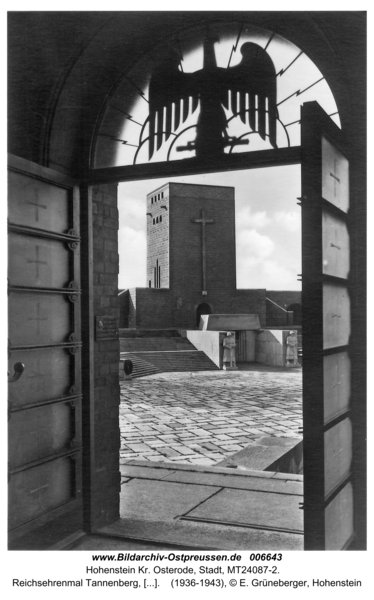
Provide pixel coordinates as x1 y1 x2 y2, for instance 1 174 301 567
301 102 356 550
8 155 83 548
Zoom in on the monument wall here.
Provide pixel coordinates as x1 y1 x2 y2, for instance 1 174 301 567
168 183 237 294
266 290 302 310
120 182 298 330
119 287 267 329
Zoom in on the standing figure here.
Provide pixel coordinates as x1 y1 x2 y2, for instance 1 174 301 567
223 331 237 369
286 330 299 365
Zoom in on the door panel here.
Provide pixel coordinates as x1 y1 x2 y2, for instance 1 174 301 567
325 483 354 550
8 348 73 407
323 352 351 422
8 170 70 232
322 284 350 349
9 292 72 346
301 102 354 550
8 155 82 546
9 233 71 289
322 212 350 278
321 136 349 212
324 419 352 496
8 457 75 530
9 402 75 468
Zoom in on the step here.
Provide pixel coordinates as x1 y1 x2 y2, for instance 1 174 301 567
119 329 182 339
120 337 195 353
121 350 219 374
119 354 160 379
218 436 303 474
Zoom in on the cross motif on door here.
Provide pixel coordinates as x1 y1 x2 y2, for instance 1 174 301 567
28 302 48 335
329 157 341 199
27 246 48 278
27 357 45 392
26 188 47 222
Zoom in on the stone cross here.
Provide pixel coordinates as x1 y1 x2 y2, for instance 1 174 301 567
192 209 214 293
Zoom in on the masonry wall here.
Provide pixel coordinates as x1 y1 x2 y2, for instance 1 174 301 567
169 183 237 295
266 291 302 310
118 290 129 328
91 183 120 527
266 299 293 327
232 289 266 325
122 287 267 329
127 288 175 329
127 288 137 329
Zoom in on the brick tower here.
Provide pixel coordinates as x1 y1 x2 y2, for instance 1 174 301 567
122 181 266 329
147 182 237 295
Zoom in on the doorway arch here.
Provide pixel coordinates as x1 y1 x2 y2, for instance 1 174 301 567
196 302 212 327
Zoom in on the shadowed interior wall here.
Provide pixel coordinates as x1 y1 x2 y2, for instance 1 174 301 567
91 183 121 527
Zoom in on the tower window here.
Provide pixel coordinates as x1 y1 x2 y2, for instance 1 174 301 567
160 215 162 222
154 259 161 288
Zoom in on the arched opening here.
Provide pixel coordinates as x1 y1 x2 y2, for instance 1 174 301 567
93 21 341 170
196 302 211 326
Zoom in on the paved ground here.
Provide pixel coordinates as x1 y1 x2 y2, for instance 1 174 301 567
120 365 302 467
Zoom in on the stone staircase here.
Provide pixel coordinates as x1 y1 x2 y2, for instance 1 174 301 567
120 336 197 352
120 353 161 378
120 330 219 377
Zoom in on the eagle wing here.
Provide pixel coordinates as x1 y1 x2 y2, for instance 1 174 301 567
223 43 277 147
148 53 199 159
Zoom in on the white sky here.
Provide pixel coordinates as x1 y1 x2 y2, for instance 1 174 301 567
118 164 301 291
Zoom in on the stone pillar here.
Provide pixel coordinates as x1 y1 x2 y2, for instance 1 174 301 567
82 183 120 530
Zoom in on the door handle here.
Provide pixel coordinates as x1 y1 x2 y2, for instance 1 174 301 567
8 362 25 383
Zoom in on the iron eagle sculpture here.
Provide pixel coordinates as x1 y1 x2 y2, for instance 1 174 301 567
148 35 278 160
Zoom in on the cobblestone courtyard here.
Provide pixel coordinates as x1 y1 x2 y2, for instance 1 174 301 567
120 367 302 467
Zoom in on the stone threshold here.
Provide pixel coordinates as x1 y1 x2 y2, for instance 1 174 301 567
120 458 304 483
95 460 304 551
